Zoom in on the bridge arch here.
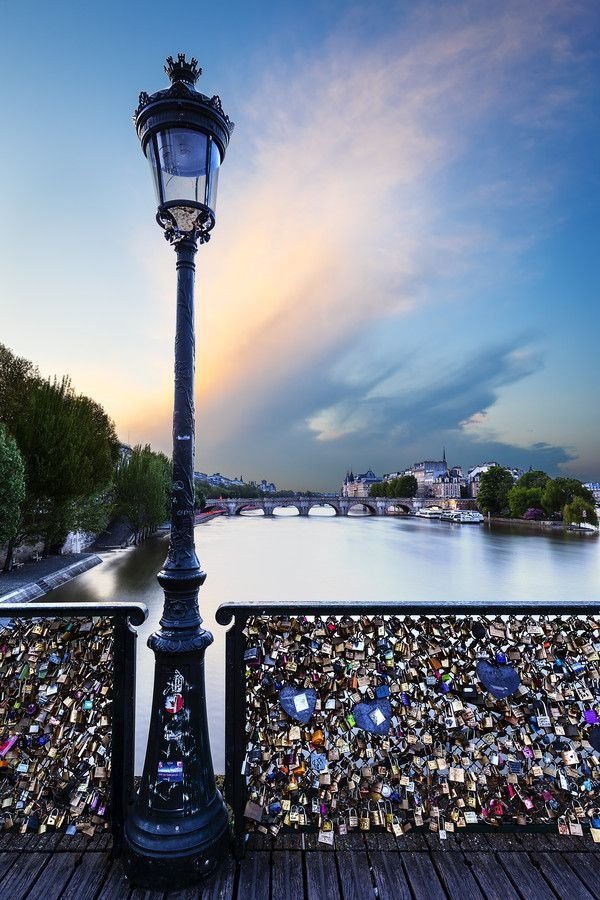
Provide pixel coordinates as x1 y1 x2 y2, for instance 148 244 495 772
307 502 339 516
385 502 412 515
236 503 264 515
271 503 300 515
347 501 378 516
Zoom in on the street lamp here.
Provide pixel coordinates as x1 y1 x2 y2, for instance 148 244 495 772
123 55 233 888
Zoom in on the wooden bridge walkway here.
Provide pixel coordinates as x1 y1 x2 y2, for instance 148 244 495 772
1 830 599 900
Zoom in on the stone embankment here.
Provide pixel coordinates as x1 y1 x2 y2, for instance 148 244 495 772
0 554 101 603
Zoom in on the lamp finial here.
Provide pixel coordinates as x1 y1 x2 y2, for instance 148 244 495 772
165 53 202 85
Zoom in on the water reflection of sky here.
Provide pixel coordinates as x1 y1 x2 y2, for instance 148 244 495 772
44 514 599 773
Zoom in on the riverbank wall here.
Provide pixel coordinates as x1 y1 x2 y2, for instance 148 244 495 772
0 554 102 604
490 516 596 533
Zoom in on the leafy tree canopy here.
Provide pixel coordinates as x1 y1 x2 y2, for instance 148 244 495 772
518 470 550 490
0 424 26 548
113 445 170 539
476 466 515 516
562 496 598 528
508 485 544 519
542 477 594 517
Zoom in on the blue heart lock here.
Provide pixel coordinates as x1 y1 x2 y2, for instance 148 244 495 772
352 698 392 735
476 659 520 699
279 685 317 725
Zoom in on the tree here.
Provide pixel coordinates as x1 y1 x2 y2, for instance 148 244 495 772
476 466 515 516
1 356 120 559
542 477 595 518
194 483 206 511
0 425 26 566
113 445 170 542
562 497 598 528
395 475 418 497
518 470 550 490
508 485 544 518
370 476 418 498
0 343 39 432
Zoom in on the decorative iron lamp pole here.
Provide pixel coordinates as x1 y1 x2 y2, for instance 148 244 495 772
124 55 233 888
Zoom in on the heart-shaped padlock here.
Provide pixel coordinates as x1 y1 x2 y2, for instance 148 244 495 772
352 698 392 735
476 659 520 699
279 685 317 724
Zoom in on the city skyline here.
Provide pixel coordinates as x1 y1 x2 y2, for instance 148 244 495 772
1 1 599 491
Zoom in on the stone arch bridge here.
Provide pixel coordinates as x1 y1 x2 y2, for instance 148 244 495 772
204 495 430 517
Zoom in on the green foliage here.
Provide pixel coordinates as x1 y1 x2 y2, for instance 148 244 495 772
0 343 39 432
0 425 25 547
370 475 418 498
518 470 550 490
508 485 544 518
562 496 598 528
476 466 515 516
542 477 594 517
194 483 206 511
113 445 170 537
0 346 120 554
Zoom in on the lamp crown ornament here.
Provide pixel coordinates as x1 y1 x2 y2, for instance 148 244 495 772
165 53 202 85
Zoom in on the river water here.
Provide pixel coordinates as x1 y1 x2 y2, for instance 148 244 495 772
43 509 599 773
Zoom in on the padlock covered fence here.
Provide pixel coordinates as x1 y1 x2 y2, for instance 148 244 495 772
216 601 600 856
0 602 147 849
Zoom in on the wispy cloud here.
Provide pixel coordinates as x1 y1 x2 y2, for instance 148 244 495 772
126 0 597 484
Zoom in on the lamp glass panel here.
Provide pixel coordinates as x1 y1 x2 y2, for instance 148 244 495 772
206 139 221 212
149 128 209 204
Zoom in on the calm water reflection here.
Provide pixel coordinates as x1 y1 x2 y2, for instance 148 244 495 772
44 510 599 773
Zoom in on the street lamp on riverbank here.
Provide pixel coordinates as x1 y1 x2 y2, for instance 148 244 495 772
124 55 233 888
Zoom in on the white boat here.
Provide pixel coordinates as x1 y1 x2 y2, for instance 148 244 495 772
457 510 484 524
416 507 443 519
439 509 484 524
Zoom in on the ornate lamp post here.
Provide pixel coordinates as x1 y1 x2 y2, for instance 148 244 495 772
123 55 233 888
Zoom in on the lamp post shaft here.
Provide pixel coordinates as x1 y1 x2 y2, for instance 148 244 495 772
167 238 201 579
124 235 229 888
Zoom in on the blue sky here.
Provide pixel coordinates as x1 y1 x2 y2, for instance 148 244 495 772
1 1 599 489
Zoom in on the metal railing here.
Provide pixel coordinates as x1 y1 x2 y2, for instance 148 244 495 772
0 602 147 852
216 600 600 857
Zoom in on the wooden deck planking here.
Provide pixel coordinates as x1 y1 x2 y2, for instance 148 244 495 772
305 851 341 900
369 849 412 900
0 831 599 899
431 852 486 900
237 848 270 900
529 852 597 900
335 850 375 900
399 852 447 900
559 852 600 898
26 853 85 900
1 851 51 899
464 852 521 900
497 852 558 899
272 850 304 900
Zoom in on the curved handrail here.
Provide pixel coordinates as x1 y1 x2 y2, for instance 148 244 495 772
0 601 148 627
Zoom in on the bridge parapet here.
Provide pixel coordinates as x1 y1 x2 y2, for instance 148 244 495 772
204 495 419 517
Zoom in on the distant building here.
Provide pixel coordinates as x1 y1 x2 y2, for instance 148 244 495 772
258 479 277 494
431 472 462 499
467 462 522 497
405 449 449 497
584 482 600 503
342 469 381 498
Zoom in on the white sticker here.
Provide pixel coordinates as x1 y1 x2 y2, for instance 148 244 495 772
369 707 386 726
294 693 309 712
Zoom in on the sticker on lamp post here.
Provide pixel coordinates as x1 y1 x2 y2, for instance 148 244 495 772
157 760 184 783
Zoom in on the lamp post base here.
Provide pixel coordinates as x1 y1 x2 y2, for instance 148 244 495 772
123 794 229 889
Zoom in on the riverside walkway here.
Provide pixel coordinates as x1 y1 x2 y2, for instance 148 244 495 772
1 830 599 900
